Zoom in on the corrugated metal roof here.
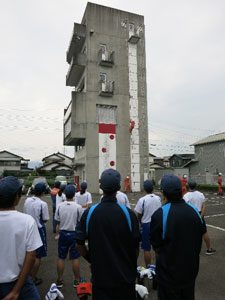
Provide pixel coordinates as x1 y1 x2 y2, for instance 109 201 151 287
192 132 225 146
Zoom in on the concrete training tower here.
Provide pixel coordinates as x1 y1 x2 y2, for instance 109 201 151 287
63 2 149 193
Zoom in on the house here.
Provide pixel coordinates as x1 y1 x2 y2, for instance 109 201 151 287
42 152 73 167
0 150 30 174
37 152 74 176
169 154 195 168
189 132 225 184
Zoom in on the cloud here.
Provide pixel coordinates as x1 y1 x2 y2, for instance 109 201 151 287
0 0 225 158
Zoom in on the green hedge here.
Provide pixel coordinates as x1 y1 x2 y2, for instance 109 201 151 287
197 184 220 192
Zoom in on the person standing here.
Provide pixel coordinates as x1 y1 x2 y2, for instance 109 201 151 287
124 175 131 193
50 181 61 233
134 180 161 266
181 174 188 195
217 173 223 196
55 185 83 288
75 169 140 300
23 182 49 285
183 180 216 255
74 181 92 213
116 190 131 208
150 174 206 300
0 176 42 300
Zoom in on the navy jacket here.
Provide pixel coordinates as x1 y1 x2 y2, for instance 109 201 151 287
150 199 206 288
76 195 140 288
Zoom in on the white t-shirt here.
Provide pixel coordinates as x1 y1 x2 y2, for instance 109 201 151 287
56 193 66 208
23 196 49 228
116 191 131 208
55 201 83 231
183 191 205 212
75 191 92 209
135 193 161 223
0 211 42 283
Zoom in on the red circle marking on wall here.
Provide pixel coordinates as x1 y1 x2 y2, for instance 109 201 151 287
102 147 107 153
110 161 115 166
109 134 115 140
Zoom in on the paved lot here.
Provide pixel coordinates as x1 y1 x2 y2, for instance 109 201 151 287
17 191 225 300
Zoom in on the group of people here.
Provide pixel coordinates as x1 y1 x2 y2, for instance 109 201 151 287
0 169 216 300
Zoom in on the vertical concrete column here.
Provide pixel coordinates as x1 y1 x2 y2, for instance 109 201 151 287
128 41 141 192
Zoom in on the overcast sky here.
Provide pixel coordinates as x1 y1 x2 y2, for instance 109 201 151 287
0 0 225 161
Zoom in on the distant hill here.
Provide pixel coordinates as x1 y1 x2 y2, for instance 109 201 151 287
28 161 43 170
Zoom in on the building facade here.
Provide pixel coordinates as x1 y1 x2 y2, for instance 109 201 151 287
189 132 225 184
63 3 149 192
0 150 30 174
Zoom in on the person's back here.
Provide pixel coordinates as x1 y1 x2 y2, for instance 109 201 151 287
183 190 205 212
183 180 216 256
135 193 161 224
75 182 92 211
116 190 131 208
150 174 206 300
24 196 48 228
76 169 139 300
135 180 161 266
87 196 138 287
55 185 83 288
152 201 204 287
0 176 42 300
56 200 82 231
0 212 40 282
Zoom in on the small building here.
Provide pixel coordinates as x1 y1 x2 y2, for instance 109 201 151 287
0 150 30 174
189 132 225 184
42 152 73 167
38 152 74 176
169 154 195 168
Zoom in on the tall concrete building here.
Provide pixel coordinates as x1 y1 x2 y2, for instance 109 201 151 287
63 2 149 193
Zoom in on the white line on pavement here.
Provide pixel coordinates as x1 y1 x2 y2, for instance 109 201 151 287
207 224 225 232
207 203 225 207
205 213 225 218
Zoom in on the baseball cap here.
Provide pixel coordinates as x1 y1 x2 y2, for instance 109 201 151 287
161 174 182 193
0 176 22 199
100 169 121 193
143 180 153 192
188 179 197 189
34 182 46 194
64 184 76 199
80 182 87 190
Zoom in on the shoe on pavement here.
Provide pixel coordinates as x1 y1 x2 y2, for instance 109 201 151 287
56 279 64 288
73 279 80 288
206 248 216 255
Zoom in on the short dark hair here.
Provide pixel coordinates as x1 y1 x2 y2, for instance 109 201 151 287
34 190 43 197
0 187 22 209
163 190 182 202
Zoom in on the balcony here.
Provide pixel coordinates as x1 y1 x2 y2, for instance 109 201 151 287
63 92 86 146
98 49 114 67
66 53 86 87
67 23 86 64
99 81 114 97
74 147 86 166
128 29 140 44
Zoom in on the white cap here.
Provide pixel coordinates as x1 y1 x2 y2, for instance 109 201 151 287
183 175 187 178
218 173 222 176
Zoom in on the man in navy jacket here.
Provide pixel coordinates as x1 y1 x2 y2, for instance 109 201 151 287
150 174 206 300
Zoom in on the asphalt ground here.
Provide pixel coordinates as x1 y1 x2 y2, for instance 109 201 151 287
16 191 225 300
